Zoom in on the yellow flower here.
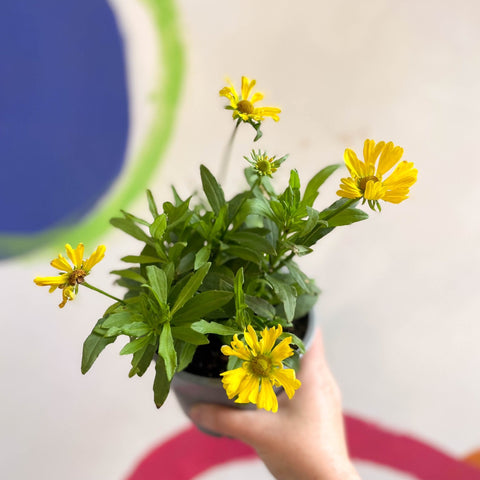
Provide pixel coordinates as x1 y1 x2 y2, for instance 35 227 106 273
219 76 281 124
34 243 106 308
221 324 301 412
337 139 418 209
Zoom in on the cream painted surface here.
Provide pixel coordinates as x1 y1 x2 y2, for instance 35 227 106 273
2 1 479 479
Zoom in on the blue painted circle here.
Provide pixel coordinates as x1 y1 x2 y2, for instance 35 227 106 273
0 0 128 233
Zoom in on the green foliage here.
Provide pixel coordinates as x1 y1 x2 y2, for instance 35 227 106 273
85 155 370 407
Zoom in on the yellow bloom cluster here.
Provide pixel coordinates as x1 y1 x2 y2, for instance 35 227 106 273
221 324 301 412
337 139 418 208
34 243 105 308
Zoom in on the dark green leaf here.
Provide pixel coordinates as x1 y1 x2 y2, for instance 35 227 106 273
129 343 156 378
223 245 263 264
171 326 209 345
173 290 234 325
81 319 117 374
110 217 152 244
245 295 276 319
121 255 164 264
200 164 226 215
324 208 369 226
177 342 197 372
171 262 211 315
226 231 276 255
153 356 170 408
120 210 150 227
111 269 146 284
265 274 297 322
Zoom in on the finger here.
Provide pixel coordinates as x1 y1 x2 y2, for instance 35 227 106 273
190 403 270 445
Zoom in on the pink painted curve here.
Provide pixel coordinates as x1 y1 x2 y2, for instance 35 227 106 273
345 414 480 479
125 416 480 480
125 426 256 480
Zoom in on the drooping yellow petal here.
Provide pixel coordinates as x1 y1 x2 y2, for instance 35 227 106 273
59 286 76 309
257 378 278 412
270 336 295 364
272 368 302 398
34 274 69 287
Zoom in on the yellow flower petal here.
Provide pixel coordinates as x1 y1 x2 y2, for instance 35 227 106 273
34 274 69 287
257 378 278 412
84 245 106 272
271 368 301 399
50 254 73 272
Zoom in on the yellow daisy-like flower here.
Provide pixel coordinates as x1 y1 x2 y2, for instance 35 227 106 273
337 139 418 209
221 324 301 412
34 243 106 308
219 76 281 124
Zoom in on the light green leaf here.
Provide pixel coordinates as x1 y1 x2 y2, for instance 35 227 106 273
121 255 164 264
194 245 211 270
191 320 239 336
159 323 177 381
145 265 168 305
146 189 159 217
171 326 209 345
325 208 369 226
120 335 152 356
302 164 341 207
110 217 152 244
150 214 167 241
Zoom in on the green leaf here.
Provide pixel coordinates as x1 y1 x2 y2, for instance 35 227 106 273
159 323 177 381
223 245 263 265
101 310 135 329
120 322 151 337
111 269 146 284
171 326 209 345
177 342 197 372
149 214 167 241
194 245 211 270
120 335 152 355
234 268 245 313
302 164 341 207
129 343 156 378
191 320 239 336
110 217 152 244
289 169 301 190
245 295 276 319
81 319 117 374
146 189 159 217
200 164 225 215
225 231 276 255
265 274 297 322
153 356 170 408
171 262 211 315
145 265 168 305
120 210 150 227
121 255 164 264
324 208 369 226
173 290 234 325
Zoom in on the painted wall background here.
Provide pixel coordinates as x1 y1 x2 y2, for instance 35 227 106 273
1 0 479 479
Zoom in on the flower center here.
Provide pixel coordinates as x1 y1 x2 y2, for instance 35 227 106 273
68 269 87 286
249 355 272 377
358 175 379 191
237 99 254 115
256 158 272 175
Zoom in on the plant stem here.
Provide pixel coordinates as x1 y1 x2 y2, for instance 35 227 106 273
81 282 125 304
218 120 241 183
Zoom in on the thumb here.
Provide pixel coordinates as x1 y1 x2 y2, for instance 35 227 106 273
190 403 268 445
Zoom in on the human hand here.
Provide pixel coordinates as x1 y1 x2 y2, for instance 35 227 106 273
190 328 361 480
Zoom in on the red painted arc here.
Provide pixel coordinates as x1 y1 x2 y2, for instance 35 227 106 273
125 414 480 480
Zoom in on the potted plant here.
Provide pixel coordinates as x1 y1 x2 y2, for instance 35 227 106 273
34 76 418 414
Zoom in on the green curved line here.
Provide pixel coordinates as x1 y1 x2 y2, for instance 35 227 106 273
0 0 184 259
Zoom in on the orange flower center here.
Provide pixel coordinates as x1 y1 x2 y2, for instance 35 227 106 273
358 175 379 191
68 269 87 286
237 99 254 114
249 356 272 377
